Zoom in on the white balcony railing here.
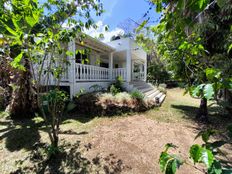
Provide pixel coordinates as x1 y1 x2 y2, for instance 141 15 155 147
112 68 127 81
75 63 110 81
132 72 145 81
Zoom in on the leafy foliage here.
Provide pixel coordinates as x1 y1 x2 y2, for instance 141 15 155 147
130 90 144 100
144 0 232 119
159 144 183 174
110 84 120 96
159 126 232 174
109 76 124 95
0 0 104 153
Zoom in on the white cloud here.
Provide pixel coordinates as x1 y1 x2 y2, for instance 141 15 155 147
84 21 124 43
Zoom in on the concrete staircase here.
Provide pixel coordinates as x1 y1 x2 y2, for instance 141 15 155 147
129 81 166 105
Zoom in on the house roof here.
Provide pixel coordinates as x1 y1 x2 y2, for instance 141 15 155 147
76 35 115 54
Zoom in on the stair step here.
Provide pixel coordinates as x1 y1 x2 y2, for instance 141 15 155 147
136 85 154 90
144 89 158 96
159 94 166 104
139 87 155 93
147 90 160 98
133 83 152 88
153 92 163 100
130 81 166 106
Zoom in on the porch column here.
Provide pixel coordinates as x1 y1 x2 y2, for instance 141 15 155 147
126 50 132 82
109 52 113 80
68 40 76 99
144 59 147 82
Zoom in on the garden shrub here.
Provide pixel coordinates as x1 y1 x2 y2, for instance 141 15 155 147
108 76 124 95
130 90 144 100
75 88 86 98
115 76 124 91
73 91 157 117
158 84 167 94
42 89 69 113
115 92 132 103
110 84 119 96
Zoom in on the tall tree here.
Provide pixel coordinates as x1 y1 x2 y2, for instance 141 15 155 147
0 0 103 118
139 0 232 121
0 0 104 151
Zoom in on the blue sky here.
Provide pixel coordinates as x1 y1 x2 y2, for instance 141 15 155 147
39 0 160 42
96 0 160 30
86 0 160 42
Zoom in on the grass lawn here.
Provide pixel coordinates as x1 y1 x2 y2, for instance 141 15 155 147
0 88 231 174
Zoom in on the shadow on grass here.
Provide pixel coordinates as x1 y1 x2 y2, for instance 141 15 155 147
12 141 130 174
0 119 41 152
171 104 232 128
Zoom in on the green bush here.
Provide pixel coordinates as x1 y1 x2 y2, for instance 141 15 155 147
115 76 124 90
130 90 144 100
110 84 119 96
42 89 69 118
75 88 86 98
158 84 167 94
109 75 124 95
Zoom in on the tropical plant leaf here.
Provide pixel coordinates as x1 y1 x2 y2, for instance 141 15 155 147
201 148 214 168
190 144 214 168
159 152 183 174
228 44 232 53
192 84 204 98
195 129 217 143
190 144 203 163
2 22 18 36
203 84 214 100
208 160 222 174
25 16 37 27
10 52 25 71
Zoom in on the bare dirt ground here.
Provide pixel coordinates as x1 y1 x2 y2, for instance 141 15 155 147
67 115 202 174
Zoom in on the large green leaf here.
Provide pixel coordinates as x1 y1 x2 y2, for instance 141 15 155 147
190 144 203 163
25 16 37 27
228 43 232 53
201 148 214 168
10 52 25 71
190 144 214 168
208 160 222 174
159 144 183 174
203 84 214 100
192 84 204 98
198 0 209 9
159 152 182 174
2 22 18 36
195 129 217 143
206 68 221 81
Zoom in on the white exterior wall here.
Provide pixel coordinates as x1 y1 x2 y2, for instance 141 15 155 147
73 82 111 95
107 38 131 51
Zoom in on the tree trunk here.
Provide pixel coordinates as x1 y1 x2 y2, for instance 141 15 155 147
7 58 36 118
196 97 208 122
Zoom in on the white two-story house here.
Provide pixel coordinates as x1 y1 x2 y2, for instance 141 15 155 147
36 35 166 104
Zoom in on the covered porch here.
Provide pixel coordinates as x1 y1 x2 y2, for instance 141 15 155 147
58 36 147 96
63 37 147 83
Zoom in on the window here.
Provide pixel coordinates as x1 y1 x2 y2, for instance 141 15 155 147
100 62 109 68
115 64 119 68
